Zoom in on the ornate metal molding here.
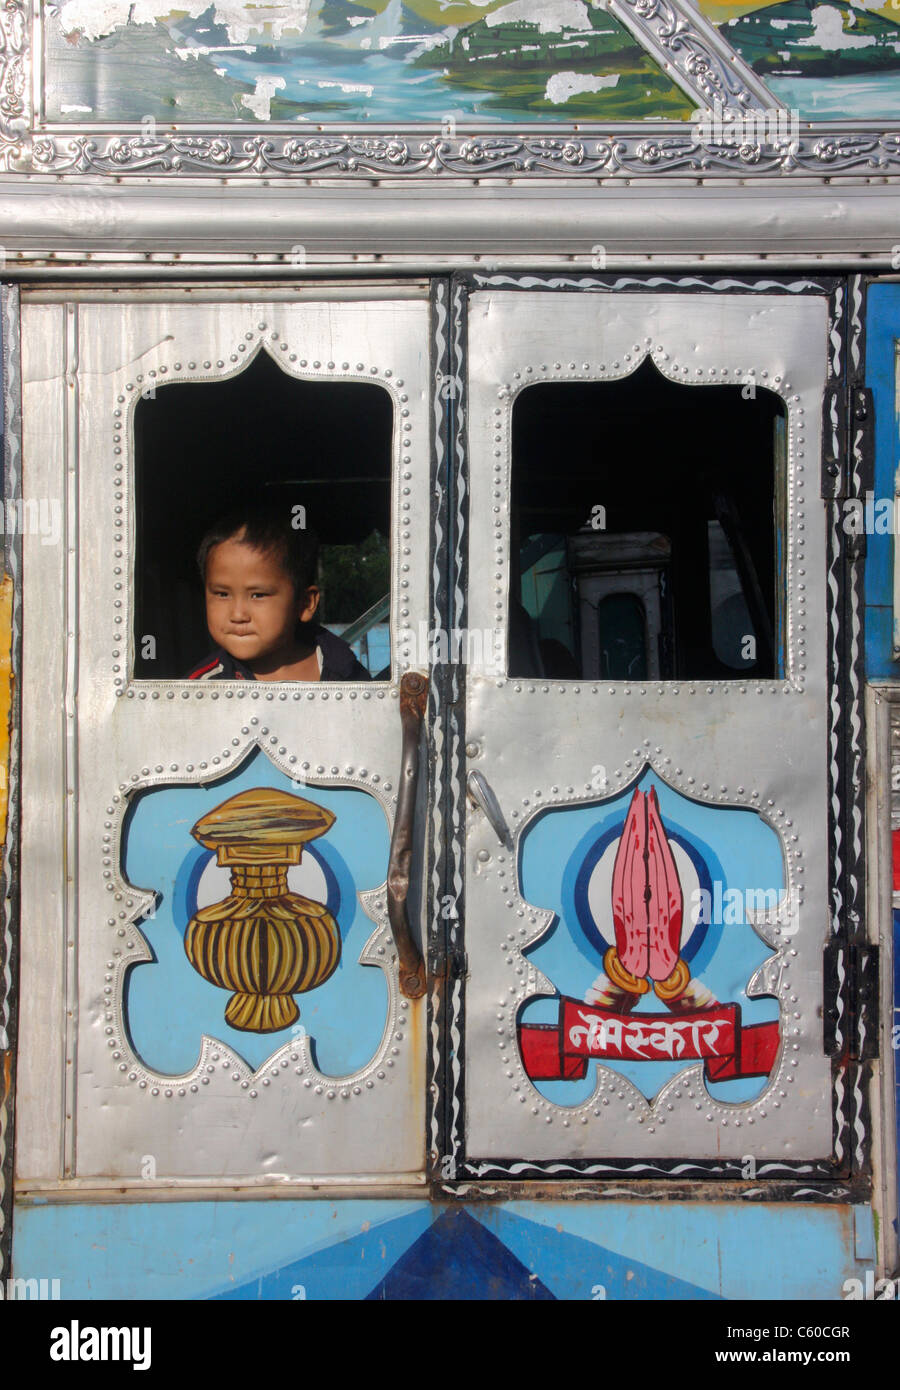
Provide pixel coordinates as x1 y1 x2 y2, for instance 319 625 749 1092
0 0 28 171
609 0 778 113
22 129 900 178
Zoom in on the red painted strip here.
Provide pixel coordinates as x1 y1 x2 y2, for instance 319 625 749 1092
519 1007 779 1083
519 1024 587 1081
704 1020 780 1081
561 999 738 1062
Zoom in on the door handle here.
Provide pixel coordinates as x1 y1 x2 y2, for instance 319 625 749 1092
467 769 513 850
387 671 428 999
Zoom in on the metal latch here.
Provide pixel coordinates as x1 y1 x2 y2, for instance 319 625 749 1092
823 939 878 1060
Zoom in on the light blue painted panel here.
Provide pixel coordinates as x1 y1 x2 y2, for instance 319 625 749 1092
123 748 390 1076
13 1198 860 1301
485 1200 858 1301
12 1200 430 1301
519 770 782 1104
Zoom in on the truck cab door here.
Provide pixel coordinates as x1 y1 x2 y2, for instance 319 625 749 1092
16 287 436 1188
453 277 845 1177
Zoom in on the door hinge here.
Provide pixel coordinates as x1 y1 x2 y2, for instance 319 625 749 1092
851 941 879 1062
450 949 469 980
428 946 468 981
844 387 876 560
823 939 878 1060
821 384 846 500
845 525 866 561
850 386 875 493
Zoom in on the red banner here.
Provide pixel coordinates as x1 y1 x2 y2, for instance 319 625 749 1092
519 999 779 1084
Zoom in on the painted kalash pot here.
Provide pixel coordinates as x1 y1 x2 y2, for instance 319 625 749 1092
184 787 341 1033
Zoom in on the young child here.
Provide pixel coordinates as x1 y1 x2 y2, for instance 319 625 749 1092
187 504 371 682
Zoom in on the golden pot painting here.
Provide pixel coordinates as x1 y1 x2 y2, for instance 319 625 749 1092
184 787 342 1033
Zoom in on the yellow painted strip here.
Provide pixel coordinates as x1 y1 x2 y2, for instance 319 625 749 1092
0 574 13 856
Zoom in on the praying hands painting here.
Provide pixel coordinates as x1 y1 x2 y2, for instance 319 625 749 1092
518 779 786 1105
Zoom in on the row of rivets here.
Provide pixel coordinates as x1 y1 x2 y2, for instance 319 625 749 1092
506 359 790 385
507 683 803 695
122 684 388 698
104 727 397 805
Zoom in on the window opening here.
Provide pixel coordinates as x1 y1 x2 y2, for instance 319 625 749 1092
509 359 786 681
133 350 393 680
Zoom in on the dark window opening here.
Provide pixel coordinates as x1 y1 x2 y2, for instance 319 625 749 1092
509 359 786 681
133 350 393 679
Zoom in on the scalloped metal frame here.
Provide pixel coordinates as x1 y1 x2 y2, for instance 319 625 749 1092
7 0 900 179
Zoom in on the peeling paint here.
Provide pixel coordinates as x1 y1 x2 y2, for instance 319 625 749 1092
545 70 620 102
240 74 286 119
485 0 592 32
57 0 313 46
799 5 877 48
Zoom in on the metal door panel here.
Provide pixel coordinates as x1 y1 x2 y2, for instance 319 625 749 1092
463 289 832 1162
16 304 69 1182
17 294 431 1187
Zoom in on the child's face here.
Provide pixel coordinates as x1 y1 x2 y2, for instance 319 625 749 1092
204 536 319 668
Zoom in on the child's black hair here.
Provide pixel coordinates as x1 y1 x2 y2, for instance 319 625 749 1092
197 503 319 596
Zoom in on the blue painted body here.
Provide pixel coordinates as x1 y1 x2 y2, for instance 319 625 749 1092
13 1198 861 1301
865 284 900 678
10 1195 862 1301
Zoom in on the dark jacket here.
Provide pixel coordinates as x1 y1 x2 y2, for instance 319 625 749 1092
186 625 371 681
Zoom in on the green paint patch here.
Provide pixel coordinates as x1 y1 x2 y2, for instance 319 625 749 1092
722 0 900 77
414 12 695 118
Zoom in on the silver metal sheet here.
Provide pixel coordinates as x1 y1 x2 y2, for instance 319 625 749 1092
463 289 833 1161
2 186 900 269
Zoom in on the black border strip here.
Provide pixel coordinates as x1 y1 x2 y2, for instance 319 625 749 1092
843 275 872 1182
425 276 453 1180
439 276 470 1181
